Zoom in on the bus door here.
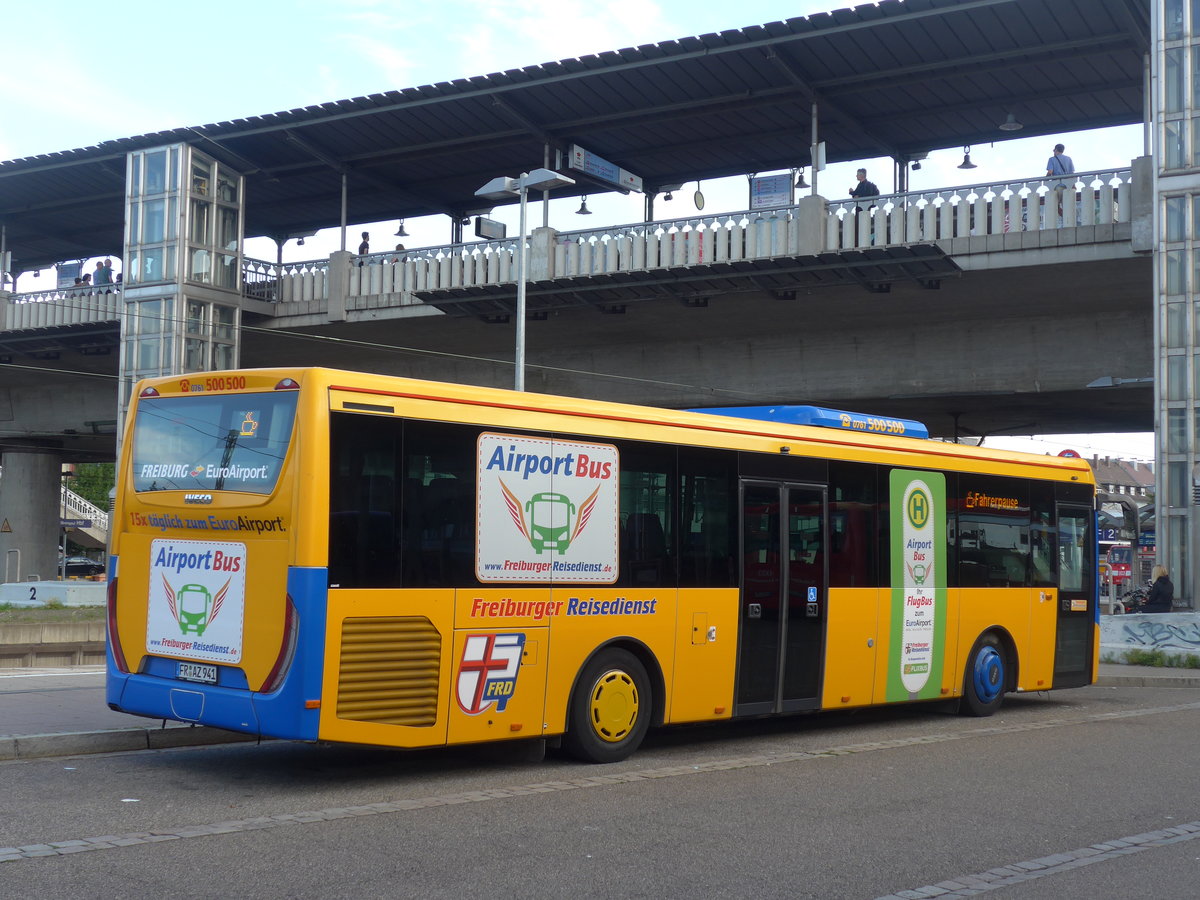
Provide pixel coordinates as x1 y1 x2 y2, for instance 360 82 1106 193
1053 504 1095 687
736 481 827 715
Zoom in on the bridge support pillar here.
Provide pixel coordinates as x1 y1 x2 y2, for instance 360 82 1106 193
0 447 62 583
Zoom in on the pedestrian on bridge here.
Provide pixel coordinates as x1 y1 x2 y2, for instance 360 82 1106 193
1045 143 1076 222
849 168 879 207
1045 143 1075 181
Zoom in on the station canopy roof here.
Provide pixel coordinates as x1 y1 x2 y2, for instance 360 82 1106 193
1 0 1151 272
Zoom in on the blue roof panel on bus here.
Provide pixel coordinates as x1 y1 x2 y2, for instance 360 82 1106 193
688 405 929 440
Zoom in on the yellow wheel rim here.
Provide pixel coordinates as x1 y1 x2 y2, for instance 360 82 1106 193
588 667 639 743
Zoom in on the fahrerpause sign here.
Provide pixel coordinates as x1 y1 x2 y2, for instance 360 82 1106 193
887 470 946 701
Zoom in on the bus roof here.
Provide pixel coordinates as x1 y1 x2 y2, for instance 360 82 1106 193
134 368 1096 486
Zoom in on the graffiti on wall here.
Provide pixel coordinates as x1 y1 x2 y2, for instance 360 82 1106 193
1100 613 1200 652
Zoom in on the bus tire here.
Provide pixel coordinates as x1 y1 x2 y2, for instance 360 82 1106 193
564 648 651 764
962 632 1007 717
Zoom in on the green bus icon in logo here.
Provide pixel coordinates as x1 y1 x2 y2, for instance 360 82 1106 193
177 583 213 635
525 492 577 554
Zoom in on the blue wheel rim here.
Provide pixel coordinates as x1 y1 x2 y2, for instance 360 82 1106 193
972 645 1004 704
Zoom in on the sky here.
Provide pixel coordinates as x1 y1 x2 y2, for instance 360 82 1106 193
1 0 1153 461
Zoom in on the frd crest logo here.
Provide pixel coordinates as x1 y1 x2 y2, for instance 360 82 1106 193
456 633 526 715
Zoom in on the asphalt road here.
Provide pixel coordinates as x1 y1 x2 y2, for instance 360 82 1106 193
3 680 1199 899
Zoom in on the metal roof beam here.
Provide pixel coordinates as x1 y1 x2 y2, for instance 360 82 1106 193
186 128 272 176
490 96 556 146
282 130 348 174
817 35 1136 95
872 78 1144 128
765 45 899 159
281 130 459 217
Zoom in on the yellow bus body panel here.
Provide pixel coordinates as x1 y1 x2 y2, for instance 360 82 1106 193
319 588 454 747
448 588 551 746
1025 588 1058 690
541 588 678 735
822 588 881 709
668 588 738 723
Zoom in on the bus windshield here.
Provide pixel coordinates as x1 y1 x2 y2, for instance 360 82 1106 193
131 391 297 494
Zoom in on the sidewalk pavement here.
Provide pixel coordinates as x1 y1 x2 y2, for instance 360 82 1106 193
0 667 254 761
2 663 1198 762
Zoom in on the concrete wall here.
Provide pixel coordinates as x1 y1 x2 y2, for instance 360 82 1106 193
1100 612 1200 657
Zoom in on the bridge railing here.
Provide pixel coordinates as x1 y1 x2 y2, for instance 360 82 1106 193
824 168 1134 250
232 166 1133 311
61 485 109 534
2 287 121 329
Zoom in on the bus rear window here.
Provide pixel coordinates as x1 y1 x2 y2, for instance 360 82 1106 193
131 391 298 494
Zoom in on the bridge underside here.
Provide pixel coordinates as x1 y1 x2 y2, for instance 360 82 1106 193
246 253 1152 441
0 254 1151 459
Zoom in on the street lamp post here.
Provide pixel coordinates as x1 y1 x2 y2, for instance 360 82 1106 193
475 168 576 391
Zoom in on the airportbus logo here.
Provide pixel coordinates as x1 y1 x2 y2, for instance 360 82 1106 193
476 433 619 583
456 633 526 715
146 538 247 664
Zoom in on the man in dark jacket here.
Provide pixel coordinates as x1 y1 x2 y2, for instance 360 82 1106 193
849 168 879 204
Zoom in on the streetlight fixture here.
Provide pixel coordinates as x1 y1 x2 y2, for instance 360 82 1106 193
475 167 576 391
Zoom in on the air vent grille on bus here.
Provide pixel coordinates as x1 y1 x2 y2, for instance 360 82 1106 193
336 616 441 727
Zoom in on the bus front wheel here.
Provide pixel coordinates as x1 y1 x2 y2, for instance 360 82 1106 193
962 632 1007 717
564 648 651 764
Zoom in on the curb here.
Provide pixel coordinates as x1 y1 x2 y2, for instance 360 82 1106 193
0 725 258 761
1097 672 1200 688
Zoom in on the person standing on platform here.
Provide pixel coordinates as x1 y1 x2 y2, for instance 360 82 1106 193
1142 565 1174 613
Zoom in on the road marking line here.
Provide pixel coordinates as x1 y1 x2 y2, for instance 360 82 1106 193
3 699 1200 864
0 670 105 680
876 823 1200 899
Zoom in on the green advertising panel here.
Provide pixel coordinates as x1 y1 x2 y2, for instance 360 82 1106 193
886 470 947 701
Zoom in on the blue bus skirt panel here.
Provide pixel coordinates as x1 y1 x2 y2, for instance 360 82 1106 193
107 567 328 741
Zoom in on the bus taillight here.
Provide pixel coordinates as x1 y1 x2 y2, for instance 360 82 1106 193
262 595 299 693
106 577 129 673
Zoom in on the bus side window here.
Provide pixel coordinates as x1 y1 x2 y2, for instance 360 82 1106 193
626 513 668 586
421 476 474 586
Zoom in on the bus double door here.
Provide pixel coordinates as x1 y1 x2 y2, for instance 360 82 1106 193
737 481 827 716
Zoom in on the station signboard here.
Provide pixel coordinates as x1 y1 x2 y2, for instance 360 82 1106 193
567 145 642 193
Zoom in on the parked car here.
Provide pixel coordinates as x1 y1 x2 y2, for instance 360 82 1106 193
63 556 105 577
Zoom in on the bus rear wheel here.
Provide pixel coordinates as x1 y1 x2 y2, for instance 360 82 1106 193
962 632 1007 717
564 648 651 764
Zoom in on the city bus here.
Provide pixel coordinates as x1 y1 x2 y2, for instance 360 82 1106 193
106 368 1097 763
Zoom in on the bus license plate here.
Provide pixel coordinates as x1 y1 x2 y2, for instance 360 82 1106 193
177 662 217 684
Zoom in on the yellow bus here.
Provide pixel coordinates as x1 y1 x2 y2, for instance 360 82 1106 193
106 368 1097 763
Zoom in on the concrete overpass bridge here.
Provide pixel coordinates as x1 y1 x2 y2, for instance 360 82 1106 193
1 162 1151 454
